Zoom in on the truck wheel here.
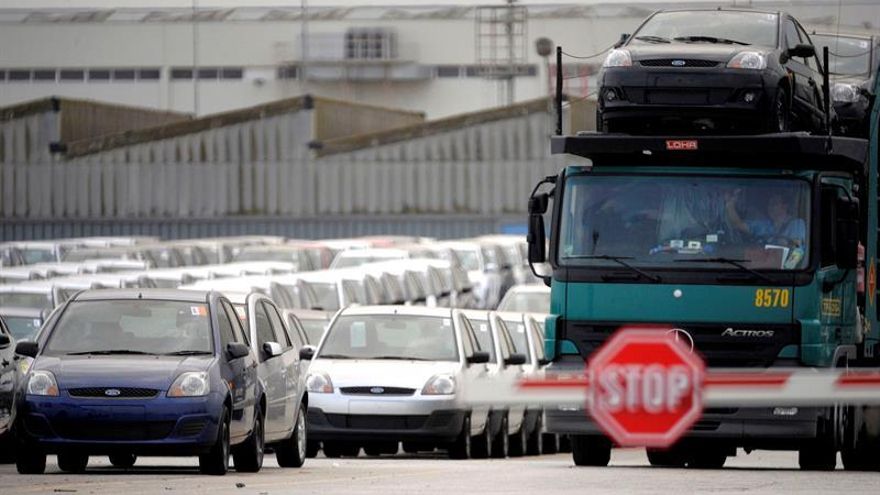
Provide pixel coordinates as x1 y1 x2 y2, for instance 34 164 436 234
798 445 837 471
571 435 611 467
57 452 89 473
558 435 572 453
687 449 727 469
199 408 231 475
447 415 472 459
16 446 46 475
108 454 137 469
646 448 687 468
232 405 265 473
526 415 544 456
490 415 509 458
275 403 307 468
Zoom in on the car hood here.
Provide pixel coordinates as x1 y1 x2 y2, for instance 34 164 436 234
626 42 757 63
34 355 215 390
309 359 461 389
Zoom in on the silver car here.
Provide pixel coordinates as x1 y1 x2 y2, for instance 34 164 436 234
304 306 492 459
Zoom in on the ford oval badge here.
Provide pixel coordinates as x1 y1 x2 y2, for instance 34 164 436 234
671 59 686 66
370 387 384 394
104 388 121 397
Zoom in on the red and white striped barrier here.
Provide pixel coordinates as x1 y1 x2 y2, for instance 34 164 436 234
461 368 880 408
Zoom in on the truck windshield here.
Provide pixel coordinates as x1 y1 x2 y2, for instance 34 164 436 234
558 175 810 271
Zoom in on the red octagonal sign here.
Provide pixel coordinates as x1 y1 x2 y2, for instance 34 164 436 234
587 327 706 448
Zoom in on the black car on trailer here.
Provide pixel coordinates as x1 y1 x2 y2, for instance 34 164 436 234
597 9 830 134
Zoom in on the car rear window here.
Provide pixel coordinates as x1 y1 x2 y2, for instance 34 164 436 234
45 299 214 355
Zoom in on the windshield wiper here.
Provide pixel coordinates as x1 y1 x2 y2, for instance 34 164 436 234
371 356 433 361
634 35 671 44
164 350 212 356
566 255 662 283
674 257 773 283
317 353 353 360
674 35 750 45
67 350 156 356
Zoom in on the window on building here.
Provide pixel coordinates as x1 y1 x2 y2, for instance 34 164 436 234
435 65 461 78
60 70 85 81
33 70 56 82
138 68 161 80
277 66 298 79
0 70 6 82
88 69 111 81
197 68 219 80
8 70 30 81
220 67 243 79
345 28 396 60
113 69 136 80
170 68 193 80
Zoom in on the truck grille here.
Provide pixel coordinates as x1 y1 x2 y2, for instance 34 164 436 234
561 321 798 368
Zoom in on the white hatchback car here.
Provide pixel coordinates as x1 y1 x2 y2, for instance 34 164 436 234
304 306 493 459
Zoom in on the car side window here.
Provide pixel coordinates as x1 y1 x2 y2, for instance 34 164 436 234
495 318 513 362
458 316 475 357
783 19 801 51
795 24 820 71
216 304 237 349
222 300 247 345
263 302 292 349
253 302 275 352
529 322 546 362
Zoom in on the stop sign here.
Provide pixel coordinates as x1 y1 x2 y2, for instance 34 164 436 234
587 327 705 448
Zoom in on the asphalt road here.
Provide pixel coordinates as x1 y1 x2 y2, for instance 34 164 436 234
2 449 877 495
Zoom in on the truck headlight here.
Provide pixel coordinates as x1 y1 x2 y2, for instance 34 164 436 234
727 51 767 70
168 372 209 397
603 49 632 68
27 371 59 397
306 372 334 393
832 83 860 103
422 374 456 395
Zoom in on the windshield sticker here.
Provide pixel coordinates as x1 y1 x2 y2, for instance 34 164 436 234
351 322 367 347
706 234 718 243
233 306 246 319
516 324 525 333
442 318 451 326
479 323 488 333
191 306 207 316
670 240 684 249
687 241 702 250
33 319 41 326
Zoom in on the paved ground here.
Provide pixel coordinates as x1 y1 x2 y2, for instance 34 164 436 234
2 449 877 495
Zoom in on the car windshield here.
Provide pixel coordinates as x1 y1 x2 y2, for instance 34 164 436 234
234 248 300 265
300 318 328 344
558 175 811 271
0 292 52 310
309 282 340 311
452 249 481 271
319 315 458 361
21 248 57 264
44 299 214 355
812 34 874 76
498 291 550 313
633 11 778 47
333 254 403 269
5 316 42 341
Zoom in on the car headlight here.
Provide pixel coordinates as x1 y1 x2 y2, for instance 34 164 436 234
27 371 59 397
832 83 860 103
727 51 767 70
422 374 456 395
306 372 333 393
602 49 632 68
168 372 209 398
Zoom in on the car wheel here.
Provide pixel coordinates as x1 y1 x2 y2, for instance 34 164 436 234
646 447 687 468
571 435 611 467
306 440 320 458
402 441 422 454
276 402 307 468
768 87 791 133
16 445 46 475
233 405 265 473
558 435 572 453
448 414 471 460
57 452 89 473
491 415 509 459
199 408 231 476
508 421 527 457
541 434 559 455
108 454 137 469
471 423 492 459
526 415 543 456
324 442 359 457
799 444 837 471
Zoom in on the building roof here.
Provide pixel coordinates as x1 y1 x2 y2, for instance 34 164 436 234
0 96 189 124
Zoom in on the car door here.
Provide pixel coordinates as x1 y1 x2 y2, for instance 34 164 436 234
795 22 828 126
455 312 490 434
217 299 257 442
0 317 16 435
264 301 300 436
491 314 525 433
782 16 818 124
246 294 287 437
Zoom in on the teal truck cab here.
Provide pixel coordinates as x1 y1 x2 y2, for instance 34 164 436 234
527 132 880 470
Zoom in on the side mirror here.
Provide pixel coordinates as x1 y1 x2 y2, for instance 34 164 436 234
0 333 10 348
467 351 490 364
263 342 283 359
527 214 547 264
537 357 550 366
226 342 250 360
16 341 38 358
787 43 816 59
299 345 316 361
505 353 527 366
614 33 630 48
836 198 859 269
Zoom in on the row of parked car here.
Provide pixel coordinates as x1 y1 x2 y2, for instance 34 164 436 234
596 8 878 137
0 234 553 474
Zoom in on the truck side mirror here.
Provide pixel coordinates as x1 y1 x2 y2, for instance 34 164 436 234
527 193 549 265
836 197 859 270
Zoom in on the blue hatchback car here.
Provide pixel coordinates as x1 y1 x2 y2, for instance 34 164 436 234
14 289 263 475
